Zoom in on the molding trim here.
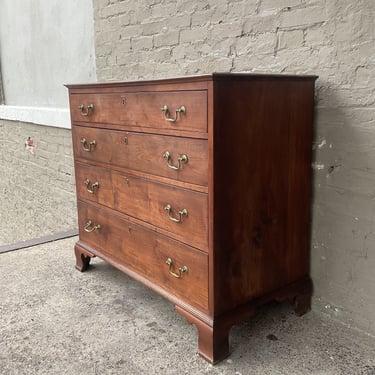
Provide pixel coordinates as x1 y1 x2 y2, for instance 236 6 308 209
0 105 71 128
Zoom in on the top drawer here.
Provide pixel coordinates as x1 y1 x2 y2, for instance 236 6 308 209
69 90 207 133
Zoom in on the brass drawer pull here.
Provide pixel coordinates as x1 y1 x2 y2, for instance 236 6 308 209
80 137 96 152
84 220 101 232
78 103 94 116
163 151 188 171
84 179 99 194
164 204 188 223
161 104 186 123
166 258 188 278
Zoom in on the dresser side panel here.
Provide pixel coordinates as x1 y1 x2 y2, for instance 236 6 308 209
285 81 315 282
212 78 315 315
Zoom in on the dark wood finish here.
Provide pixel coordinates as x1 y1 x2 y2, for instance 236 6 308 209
74 242 94 272
211 79 316 315
72 126 208 186
67 73 317 364
69 90 207 133
77 201 209 312
75 162 208 250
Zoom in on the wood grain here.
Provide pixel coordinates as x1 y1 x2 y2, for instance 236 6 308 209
75 162 209 250
69 90 207 133
72 126 209 186
77 201 209 312
68 73 317 364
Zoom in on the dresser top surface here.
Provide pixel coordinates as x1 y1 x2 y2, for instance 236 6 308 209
65 72 318 89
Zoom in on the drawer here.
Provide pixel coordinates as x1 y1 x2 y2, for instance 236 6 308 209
75 162 208 250
72 126 208 186
78 201 209 312
69 91 207 133
74 162 112 206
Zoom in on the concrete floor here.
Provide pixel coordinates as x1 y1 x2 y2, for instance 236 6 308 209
0 237 374 375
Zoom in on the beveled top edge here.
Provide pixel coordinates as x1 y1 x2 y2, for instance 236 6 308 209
65 72 318 88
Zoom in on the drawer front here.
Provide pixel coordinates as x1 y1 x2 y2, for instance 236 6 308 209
75 162 112 205
72 126 208 186
78 202 209 311
70 91 207 133
75 162 208 250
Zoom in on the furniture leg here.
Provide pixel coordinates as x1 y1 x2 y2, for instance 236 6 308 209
292 291 311 316
74 243 93 272
175 306 231 364
280 277 312 317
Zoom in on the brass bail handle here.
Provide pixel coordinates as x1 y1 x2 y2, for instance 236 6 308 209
84 220 101 233
164 204 188 223
165 258 188 279
84 179 99 194
163 151 188 171
80 137 96 152
161 104 186 123
78 103 94 116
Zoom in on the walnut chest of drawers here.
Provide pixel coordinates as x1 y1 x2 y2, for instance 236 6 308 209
67 73 317 363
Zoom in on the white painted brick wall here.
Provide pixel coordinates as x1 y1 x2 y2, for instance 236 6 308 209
92 0 375 334
0 120 77 245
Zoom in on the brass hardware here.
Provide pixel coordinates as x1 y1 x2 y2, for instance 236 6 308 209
84 220 101 232
123 136 128 144
84 179 99 194
128 226 132 233
125 177 130 186
80 137 96 152
161 104 186 123
164 204 188 223
78 103 94 116
165 258 188 278
162 151 188 171
121 97 126 106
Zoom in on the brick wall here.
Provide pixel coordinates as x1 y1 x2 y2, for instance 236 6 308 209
0 119 77 245
92 0 375 334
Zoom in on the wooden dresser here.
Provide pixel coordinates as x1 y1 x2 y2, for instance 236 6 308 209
66 73 317 363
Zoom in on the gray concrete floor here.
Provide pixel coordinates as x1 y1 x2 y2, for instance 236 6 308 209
0 237 374 375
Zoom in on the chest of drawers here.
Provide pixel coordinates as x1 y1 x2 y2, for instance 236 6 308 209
67 73 317 363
